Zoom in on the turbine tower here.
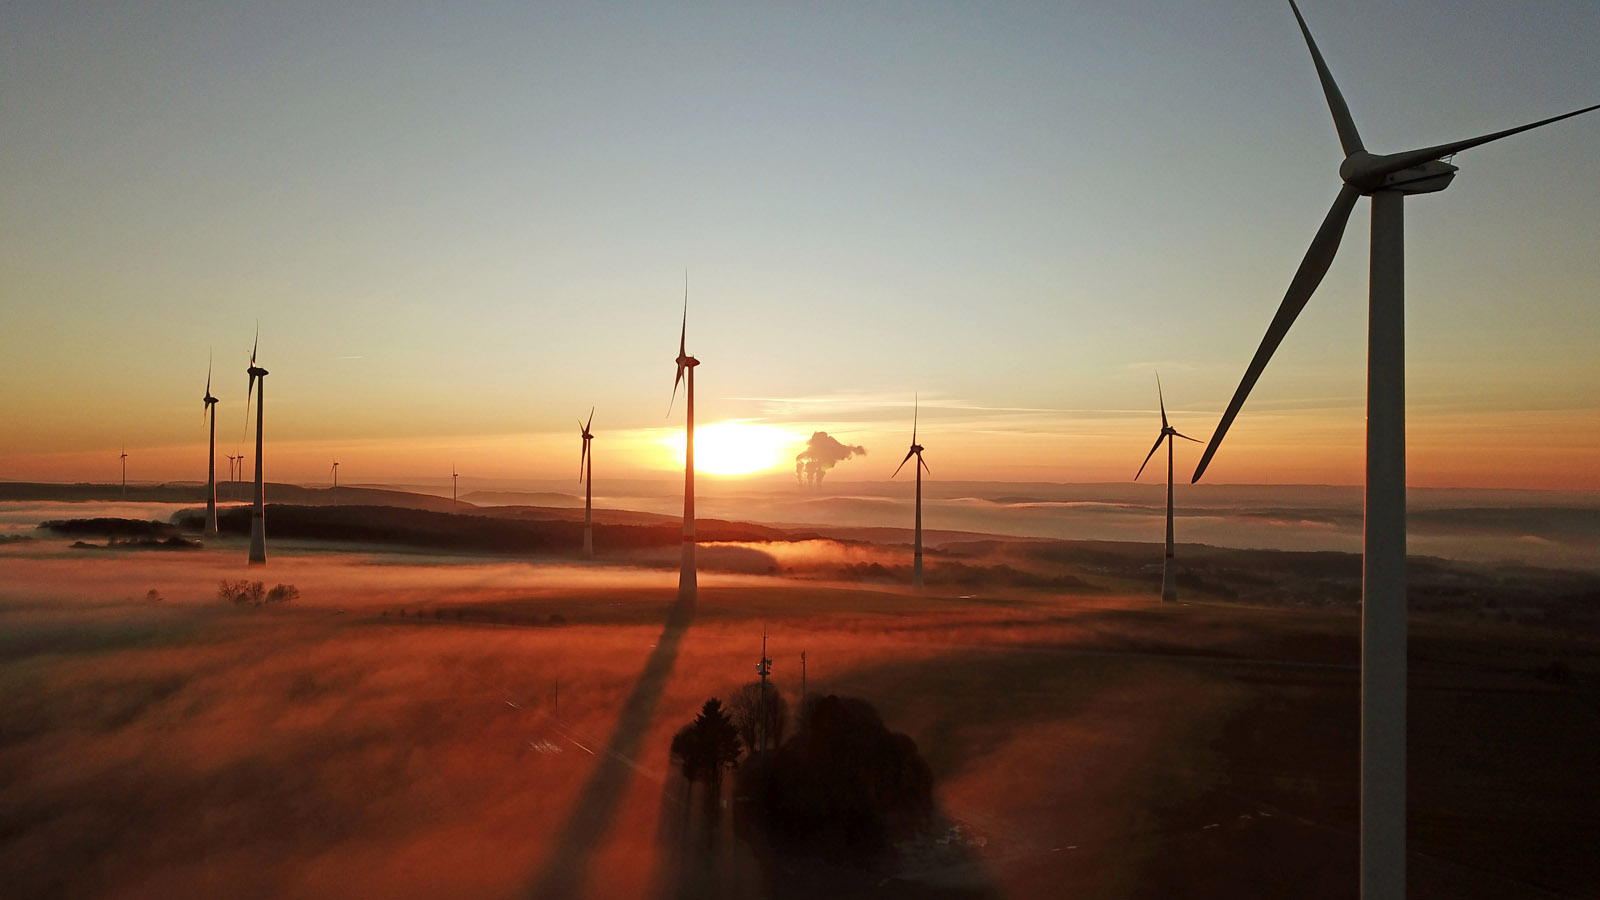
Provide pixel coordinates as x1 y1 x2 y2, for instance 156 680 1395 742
578 408 595 556
669 275 699 606
330 460 339 506
891 395 929 590
119 447 128 497
244 328 268 565
451 465 458 506
1191 5 1599 897
203 357 219 535
1134 373 1200 603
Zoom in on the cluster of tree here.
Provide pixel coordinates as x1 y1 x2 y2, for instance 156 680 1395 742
668 684 935 862
750 694 934 859
217 580 298 607
40 517 178 538
197 505 793 554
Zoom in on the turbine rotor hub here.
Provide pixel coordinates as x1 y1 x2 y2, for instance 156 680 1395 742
248 366 269 377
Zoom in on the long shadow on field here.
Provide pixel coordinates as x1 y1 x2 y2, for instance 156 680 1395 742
526 593 694 899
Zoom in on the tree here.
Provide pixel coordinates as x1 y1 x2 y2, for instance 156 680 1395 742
669 698 743 790
727 681 788 756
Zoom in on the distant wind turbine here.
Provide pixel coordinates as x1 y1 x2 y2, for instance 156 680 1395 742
119 446 128 497
330 460 339 506
891 394 930 590
1134 373 1200 603
203 355 219 534
669 274 699 606
578 408 595 556
1191 4 1600 897
244 327 268 565
451 465 459 506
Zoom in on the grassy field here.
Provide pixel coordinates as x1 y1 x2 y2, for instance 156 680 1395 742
1 539 1597 898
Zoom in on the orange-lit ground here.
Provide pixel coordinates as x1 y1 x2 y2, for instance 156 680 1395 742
2 541 1596 899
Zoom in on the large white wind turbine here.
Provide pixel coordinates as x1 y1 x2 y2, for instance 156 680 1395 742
669 275 699 606
891 395 930 590
203 356 219 535
578 408 594 556
244 328 268 565
1134 374 1200 603
1191 4 1599 897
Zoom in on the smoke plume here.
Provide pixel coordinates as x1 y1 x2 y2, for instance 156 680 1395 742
796 432 866 486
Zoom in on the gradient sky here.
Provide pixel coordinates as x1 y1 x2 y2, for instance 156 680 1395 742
3 0 1598 489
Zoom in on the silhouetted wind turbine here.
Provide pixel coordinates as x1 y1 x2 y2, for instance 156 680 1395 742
1191 4 1600 896
578 408 594 557
244 327 268 565
1134 373 1200 603
669 275 699 606
203 355 219 534
330 460 339 506
119 447 128 497
451 465 459 507
891 395 930 590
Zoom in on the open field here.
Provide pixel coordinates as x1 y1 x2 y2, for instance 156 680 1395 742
3 521 1598 899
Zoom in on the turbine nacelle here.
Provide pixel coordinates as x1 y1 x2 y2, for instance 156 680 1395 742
1340 152 1458 195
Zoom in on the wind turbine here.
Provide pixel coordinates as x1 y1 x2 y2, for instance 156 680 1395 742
451 465 459 506
669 274 699 606
578 408 595 556
119 447 128 497
330 461 339 506
244 327 268 565
891 395 929 590
1134 373 1200 603
1191 4 1600 897
203 356 219 534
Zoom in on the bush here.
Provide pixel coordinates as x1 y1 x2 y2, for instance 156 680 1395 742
218 580 295 607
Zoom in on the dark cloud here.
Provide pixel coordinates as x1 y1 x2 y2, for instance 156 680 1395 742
795 432 866 487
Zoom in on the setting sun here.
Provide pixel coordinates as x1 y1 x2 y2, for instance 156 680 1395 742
655 422 799 476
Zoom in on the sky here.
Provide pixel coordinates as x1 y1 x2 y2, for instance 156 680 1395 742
3 0 1599 490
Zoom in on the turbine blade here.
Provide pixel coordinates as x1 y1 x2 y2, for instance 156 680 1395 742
1369 102 1600 179
919 453 930 475
1134 432 1165 481
1156 371 1167 429
585 407 594 432
912 392 919 445
579 438 588 483
892 447 915 478
669 364 684 417
1192 184 1360 483
679 278 688 360
1173 431 1203 443
250 323 258 366
1288 0 1364 155
243 372 256 439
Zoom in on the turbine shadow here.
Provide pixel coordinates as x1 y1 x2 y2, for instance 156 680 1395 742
525 593 694 899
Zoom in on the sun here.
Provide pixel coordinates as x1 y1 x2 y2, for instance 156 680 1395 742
656 422 797 476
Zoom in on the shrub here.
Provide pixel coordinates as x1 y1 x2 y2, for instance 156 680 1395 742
218 580 293 607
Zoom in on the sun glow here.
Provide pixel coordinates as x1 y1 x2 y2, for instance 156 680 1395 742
655 422 799 476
